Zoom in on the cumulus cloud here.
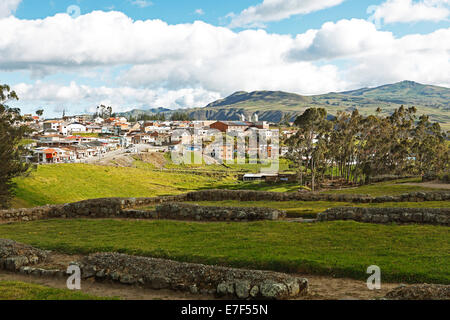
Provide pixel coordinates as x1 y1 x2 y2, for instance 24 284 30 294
228 0 345 28
289 19 395 61
129 0 153 8
0 11 345 95
288 19 450 88
195 9 205 15
13 81 222 113
0 0 22 18
1 11 449 115
368 0 450 25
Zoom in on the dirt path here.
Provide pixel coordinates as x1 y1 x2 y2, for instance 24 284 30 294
0 270 397 300
0 270 213 300
0 252 399 300
302 274 398 300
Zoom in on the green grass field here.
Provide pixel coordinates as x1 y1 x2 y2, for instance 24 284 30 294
0 281 115 300
12 164 448 208
323 178 445 196
0 219 448 284
12 164 236 208
213 177 445 196
182 200 450 218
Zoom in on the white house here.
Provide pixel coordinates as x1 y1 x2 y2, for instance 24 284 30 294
66 122 87 134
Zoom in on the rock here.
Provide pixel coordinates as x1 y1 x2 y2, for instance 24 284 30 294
385 284 450 300
235 280 251 299
5 256 29 271
260 281 288 300
250 286 260 298
149 277 170 290
189 285 198 294
120 275 136 285
95 269 106 278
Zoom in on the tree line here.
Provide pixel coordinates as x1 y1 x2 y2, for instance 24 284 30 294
286 107 449 191
128 111 192 122
0 85 31 208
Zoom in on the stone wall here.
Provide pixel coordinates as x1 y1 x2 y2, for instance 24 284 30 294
80 252 309 300
1 190 449 224
385 284 450 300
0 194 188 223
186 190 450 203
317 207 449 226
155 203 285 221
0 239 48 271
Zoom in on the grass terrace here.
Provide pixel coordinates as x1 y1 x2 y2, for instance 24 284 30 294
175 200 450 218
0 219 448 284
11 163 237 208
0 281 115 300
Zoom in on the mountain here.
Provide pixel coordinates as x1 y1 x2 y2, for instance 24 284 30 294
117 81 450 129
188 81 450 129
118 107 171 119
341 81 450 107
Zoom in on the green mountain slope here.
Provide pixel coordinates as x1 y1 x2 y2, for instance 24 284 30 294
190 81 450 129
341 80 450 107
118 81 450 129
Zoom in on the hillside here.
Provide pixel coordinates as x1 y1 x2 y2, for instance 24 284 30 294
118 81 450 129
191 81 450 127
341 80 450 107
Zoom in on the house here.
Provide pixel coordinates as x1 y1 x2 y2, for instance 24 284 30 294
86 125 102 133
131 133 153 144
210 121 251 133
66 122 86 134
241 173 296 182
43 120 62 131
34 148 74 164
207 143 234 162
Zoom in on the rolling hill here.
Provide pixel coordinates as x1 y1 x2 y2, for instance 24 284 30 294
119 81 450 129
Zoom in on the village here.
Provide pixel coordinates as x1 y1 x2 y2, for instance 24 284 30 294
20 112 296 166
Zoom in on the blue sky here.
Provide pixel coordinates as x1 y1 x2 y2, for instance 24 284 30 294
1 0 449 116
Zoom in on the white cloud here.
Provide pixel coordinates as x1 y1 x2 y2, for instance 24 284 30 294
195 9 205 15
228 0 345 28
1 11 449 114
13 81 222 113
129 0 153 8
0 11 345 95
0 0 22 18
289 19 395 61
368 0 450 25
288 19 450 88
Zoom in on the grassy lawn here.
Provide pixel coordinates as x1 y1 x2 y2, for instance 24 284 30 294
11 164 448 208
323 178 445 196
12 164 236 208
180 200 450 218
213 178 447 195
0 219 448 284
0 281 115 300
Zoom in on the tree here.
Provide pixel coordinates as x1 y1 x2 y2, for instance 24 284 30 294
36 109 44 117
286 105 448 190
96 105 113 119
171 112 193 121
288 108 330 191
0 85 31 208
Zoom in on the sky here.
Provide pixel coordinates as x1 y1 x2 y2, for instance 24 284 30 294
1 0 449 117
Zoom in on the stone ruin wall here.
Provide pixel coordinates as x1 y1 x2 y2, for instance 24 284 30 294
318 207 449 226
1 190 448 224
